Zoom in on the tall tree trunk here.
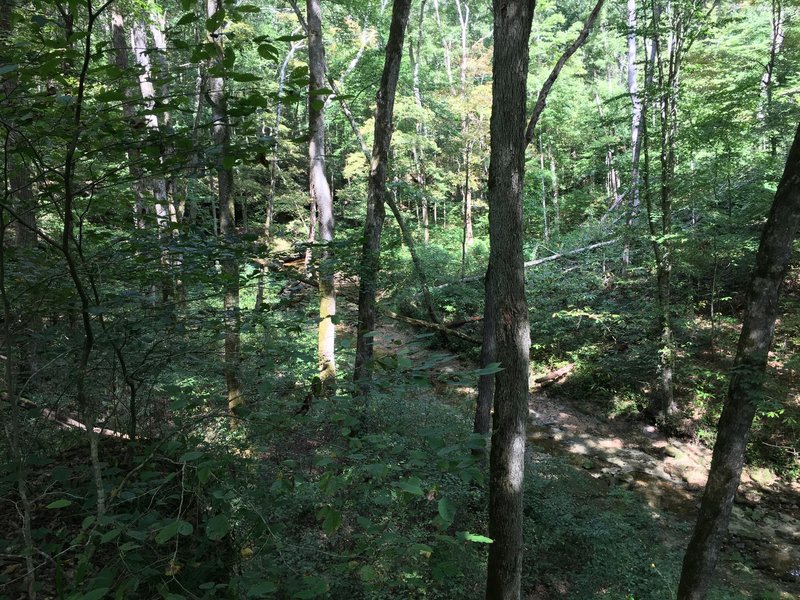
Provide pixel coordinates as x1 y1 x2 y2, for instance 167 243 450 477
353 0 413 395
432 0 456 95
647 0 680 420
538 134 549 240
131 19 173 303
475 0 604 446
485 1 533 598
110 10 147 230
307 0 336 392
255 39 303 312
207 0 242 413
677 121 800 600
759 0 784 156
409 0 429 246
624 0 643 267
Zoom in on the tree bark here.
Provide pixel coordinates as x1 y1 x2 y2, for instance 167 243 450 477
677 121 800 600
307 0 336 392
758 0 784 156
207 0 242 413
623 0 643 267
485 1 533 599
353 0 413 395
110 10 147 230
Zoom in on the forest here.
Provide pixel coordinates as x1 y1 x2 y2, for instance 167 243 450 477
1 0 799 598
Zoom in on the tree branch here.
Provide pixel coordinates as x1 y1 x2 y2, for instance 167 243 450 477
524 0 606 146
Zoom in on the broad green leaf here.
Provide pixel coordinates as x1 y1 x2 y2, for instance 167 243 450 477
317 506 342 535
79 588 109 600
179 450 204 462
462 532 492 543
175 13 199 26
293 577 328 599
247 581 278 597
475 362 502 376
155 520 193 544
205 514 229 541
437 497 456 527
47 499 73 509
394 477 423 496
100 528 121 544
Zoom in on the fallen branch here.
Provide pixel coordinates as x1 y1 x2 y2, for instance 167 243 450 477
382 310 480 344
432 239 618 290
534 363 575 386
2 394 130 439
445 315 483 328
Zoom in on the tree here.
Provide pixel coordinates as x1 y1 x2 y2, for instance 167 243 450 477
484 0 534 597
353 0 413 395
677 121 800 599
307 0 336 392
474 0 606 437
207 0 243 413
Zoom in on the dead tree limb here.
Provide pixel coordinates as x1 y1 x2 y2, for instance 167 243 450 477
382 310 479 344
434 238 618 290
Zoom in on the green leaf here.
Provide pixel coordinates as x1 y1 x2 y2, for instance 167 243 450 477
155 520 194 544
231 72 260 82
316 506 342 535
179 450 204 462
257 44 278 61
475 362 502 376
437 498 456 527
277 34 306 42
175 12 199 26
461 531 493 543
394 477 423 496
293 577 328 599
205 10 225 33
100 528 121 544
205 514 229 541
247 581 278 597
47 499 73 509
0 64 18 76
80 588 109 600
358 565 377 582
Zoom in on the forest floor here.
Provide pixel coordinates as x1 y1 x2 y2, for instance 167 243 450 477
526 392 800 596
371 320 800 598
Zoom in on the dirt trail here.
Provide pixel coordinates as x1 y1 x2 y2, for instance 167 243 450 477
527 391 800 589
367 318 800 592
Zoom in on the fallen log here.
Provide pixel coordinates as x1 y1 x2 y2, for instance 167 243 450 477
2 393 130 439
431 239 618 290
534 363 575 386
445 315 484 328
382 310 480 345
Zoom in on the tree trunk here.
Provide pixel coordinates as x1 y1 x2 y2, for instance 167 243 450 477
353 0 413 395
207 0 242 413
677 121 800 600
647 0 680 420
485 1 533 598
307 0 336 392
623 0 643 267
473 265 495 436
758 0 784 156
110 10 147 230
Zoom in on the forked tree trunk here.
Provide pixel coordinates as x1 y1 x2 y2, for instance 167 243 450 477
307 0 336 392
353 0 413 395
207 0 243 413
485 1 533 598
677 121 800 600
